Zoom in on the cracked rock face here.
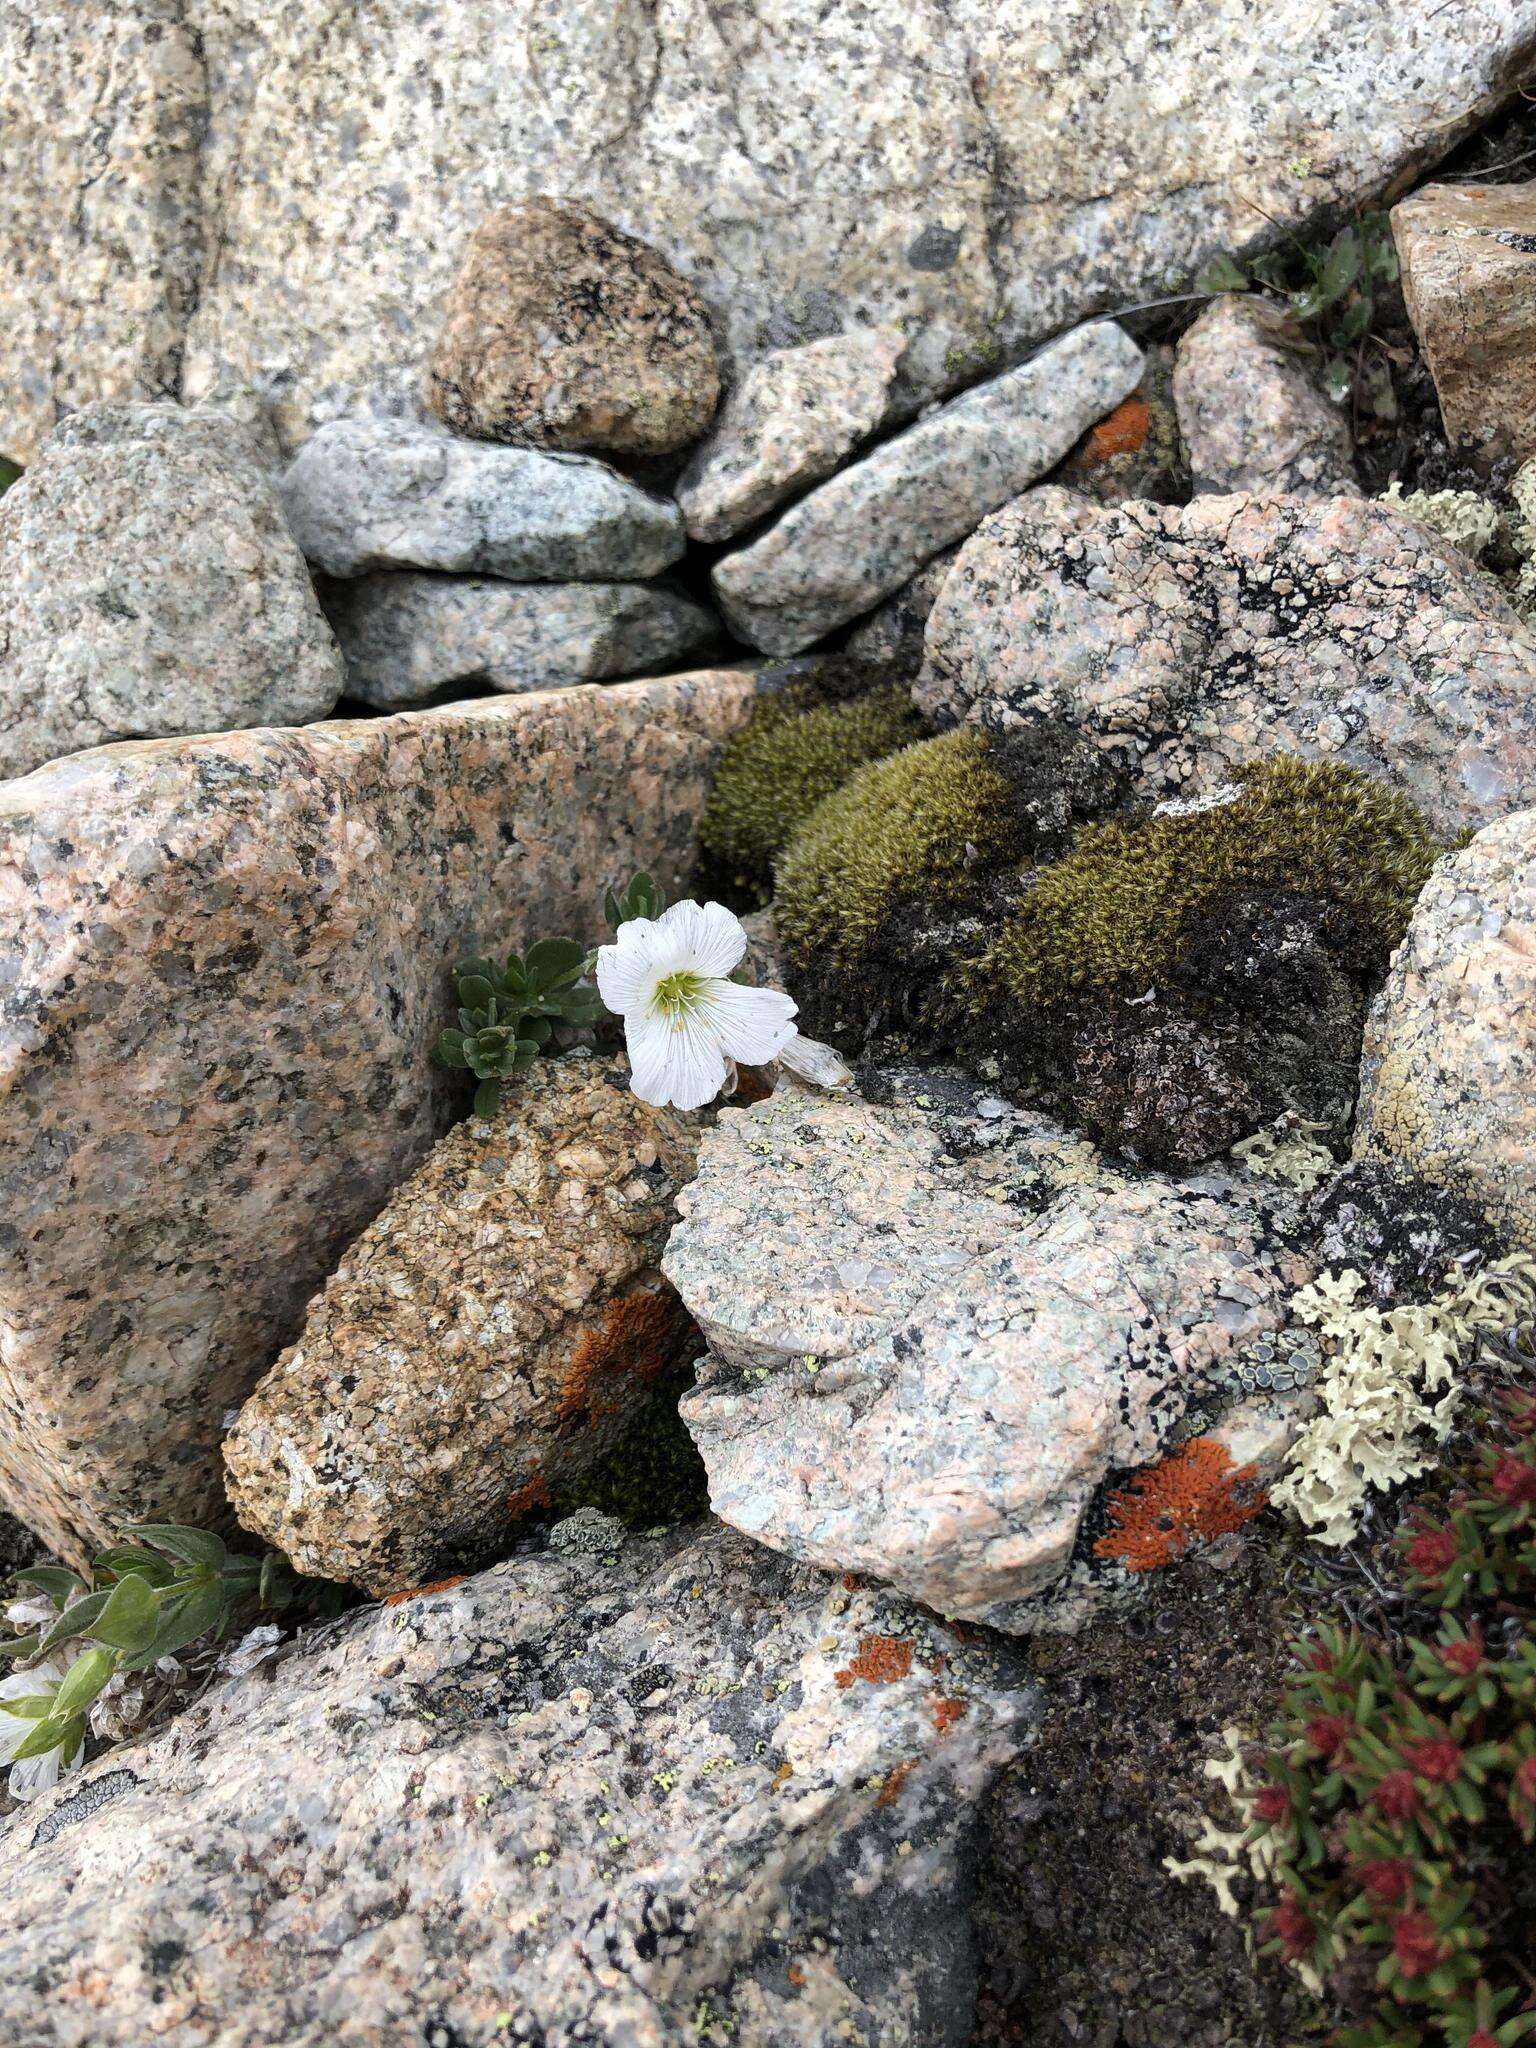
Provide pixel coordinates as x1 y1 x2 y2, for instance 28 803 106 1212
320 572 720 707
0 1526 1026 2048
426 201 721 457
662 1073 1313 1630
0 403 343 782
1356 809 1536 1253
278 418 685 580
712 322 1144 655
225 1052 703 1594
917 488 1536 837
10 1 1529 462
1172 295 1359 498
0 671 756 1565
676 327 905 543
1394 179 1536 464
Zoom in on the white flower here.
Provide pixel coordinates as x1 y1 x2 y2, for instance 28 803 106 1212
0 1657 84 1802
597 900 798 1110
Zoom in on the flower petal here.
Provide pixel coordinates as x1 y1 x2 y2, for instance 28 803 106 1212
776 1030 854 1090
655 900 746 981
626 1008 729 1111
9 1747 60 1801
596 916 668 1015
705 979 798 1067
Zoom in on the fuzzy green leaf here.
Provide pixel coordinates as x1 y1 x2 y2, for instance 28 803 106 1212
52 1645 118 1718
1196 252 1249 294
90 1572 164 1654
13 1566 84 1609
123 1525 227 1572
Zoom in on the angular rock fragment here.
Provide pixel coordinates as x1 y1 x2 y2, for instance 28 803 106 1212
1173 295 1358 497
0 1527 1026 2048
426 200 720 457
918 488 1536 836
663 1073 1313 1629
0 402 343 781
279 418 685 579
676 326 905 542
321 572 720 707
225 1052 702 1593
1356 808 1536 1253
712 321 1144 654
1394 179 1536 464
0 671 757 1563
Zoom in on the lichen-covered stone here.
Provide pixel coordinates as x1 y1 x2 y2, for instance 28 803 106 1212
224 1052 702 1593
1172 295 1358 497
9 3 1533 463
0 670 758 1565
425 201 720 457
279 418 685 579
676 327 905 543
321 572 719 707
0 403 343 781
1356 808 1536 1252
662 1073 1312 1629
712 322 1145 654
0 1525 1026 2048
918 489 1536 837
1394 179 1536 464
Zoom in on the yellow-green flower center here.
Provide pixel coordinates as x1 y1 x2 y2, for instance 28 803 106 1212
650 969 710 1024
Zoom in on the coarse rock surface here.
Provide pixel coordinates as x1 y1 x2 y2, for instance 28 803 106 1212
9 2 1533 462
1394 178 1536 464
0 671 758 1566
278 418 685 580
712 322 1145 655
1052 346 1187 509
841 549 962 676
0 402 342 782
1172 295 1360 497
917 487 1536 837
1355 808 1536 1252
662 1071 1313 1630
676 327 905 543
426 200 720 457
225 1051 702 1594
0 1526 1027 2048
321 572 720 708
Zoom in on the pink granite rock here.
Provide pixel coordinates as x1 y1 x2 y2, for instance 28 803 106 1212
1173 295 1359 497
0 672 756 1564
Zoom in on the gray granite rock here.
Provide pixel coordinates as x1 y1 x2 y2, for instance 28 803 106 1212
712 322 1145 654
662 1072 1312 1630
426 200 720 457
676 327 905 543
8 2 1530 462
0 402 343 782
917 487 1536 837
1173 295 1359 497
322 572 721 707
279 418 685 579
1394 178 1536 465
0 1526 1026 2048
1356 808 1536 1253
225 1051 702 1594
0 670 758 1565
841 548 962 676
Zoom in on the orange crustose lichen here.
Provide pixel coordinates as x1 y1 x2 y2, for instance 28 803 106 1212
834 1634 914 1689
555 1285 683 1431
505 1466 553 1524
932 1696 967 1735
382 1574 466 1606
875 1760 916 1810
1081 394 1151 466
1094 1436 1267 1573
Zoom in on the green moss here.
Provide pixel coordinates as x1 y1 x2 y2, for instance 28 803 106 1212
698 677 926 888
981 758 1439 1019
774 729 1028 1029
559 1369 709 1530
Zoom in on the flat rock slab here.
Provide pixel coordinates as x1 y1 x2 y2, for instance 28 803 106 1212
321 572 720 707
0 1526 1026 2048
1394 179 1536 465
279 419 685 579
0 402 342 782
225 1051 702 1593
662 1074 1312 1630
1356 808 1536 1252
6 1 1531 460
712 322 1144 655
917 488 1536 837
676 327 906 543
0 671 757 1565
1172 295 1359 497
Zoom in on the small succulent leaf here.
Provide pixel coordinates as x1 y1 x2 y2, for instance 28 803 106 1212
473 1079 502 1118
455 974 494 1008
525 936 586 985
521 1016 553 1046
